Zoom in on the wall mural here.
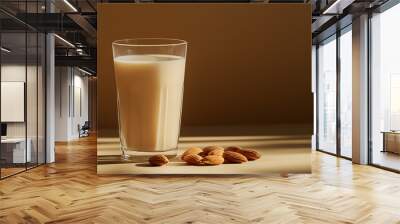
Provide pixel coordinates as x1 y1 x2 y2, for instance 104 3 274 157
97 3 312 175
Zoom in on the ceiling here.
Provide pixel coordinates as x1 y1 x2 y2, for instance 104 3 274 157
0 0 392 73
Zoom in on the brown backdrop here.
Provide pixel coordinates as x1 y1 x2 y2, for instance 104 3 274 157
97 3 312 137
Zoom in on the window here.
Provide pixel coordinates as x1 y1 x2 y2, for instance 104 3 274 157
316 26 353 158
339 28 352 158
370 3 400 171
317 35 337 154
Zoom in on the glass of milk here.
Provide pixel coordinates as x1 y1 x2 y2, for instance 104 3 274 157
112 38 187 160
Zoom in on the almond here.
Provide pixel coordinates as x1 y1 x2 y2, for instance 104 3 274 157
202 155 224 165
203 146 224 154
181 147 203 160
224 146 242 153
148 155 169 166
240 149 261 161
183 154 203 165
208 148 224 156
198 151 208 157
223 151 248 163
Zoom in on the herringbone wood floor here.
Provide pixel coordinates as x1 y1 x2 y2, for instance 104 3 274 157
1 136 400 224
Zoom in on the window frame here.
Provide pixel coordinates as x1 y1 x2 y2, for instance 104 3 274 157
367 0 400 173
315 24 353 160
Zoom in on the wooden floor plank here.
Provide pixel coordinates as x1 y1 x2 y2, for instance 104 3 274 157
0 136 399 223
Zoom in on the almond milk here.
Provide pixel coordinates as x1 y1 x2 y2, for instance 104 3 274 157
113 54 185 152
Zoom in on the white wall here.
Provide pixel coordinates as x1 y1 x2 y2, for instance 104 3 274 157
1 65 26 139
1 64 25 81
71 73 89 138
55 66 70 141
1 63 46 163
55 67 89 141
1 64 38 138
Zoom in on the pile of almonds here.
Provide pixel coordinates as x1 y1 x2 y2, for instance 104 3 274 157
183 146 261 166
148 146 261 166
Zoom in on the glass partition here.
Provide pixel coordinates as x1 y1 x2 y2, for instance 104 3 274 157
370 3 400 171
317 35 337 154
316 26 353 159
1 31 28 178
0 3 46 179
339 27 352 158
27 31 38 169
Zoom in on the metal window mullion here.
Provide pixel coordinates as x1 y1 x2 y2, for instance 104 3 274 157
367 11 373 165
336 30 341 157
44 32 47 164
316 44 320 150
25 0 28 171
44 0 49 165
36 1 39 167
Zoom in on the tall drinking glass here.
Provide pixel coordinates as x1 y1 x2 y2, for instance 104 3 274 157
112 38 187 160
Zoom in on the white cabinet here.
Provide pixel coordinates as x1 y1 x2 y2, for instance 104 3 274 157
1 138 32 163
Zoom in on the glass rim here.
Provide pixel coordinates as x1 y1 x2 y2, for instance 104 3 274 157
112 38 187 47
